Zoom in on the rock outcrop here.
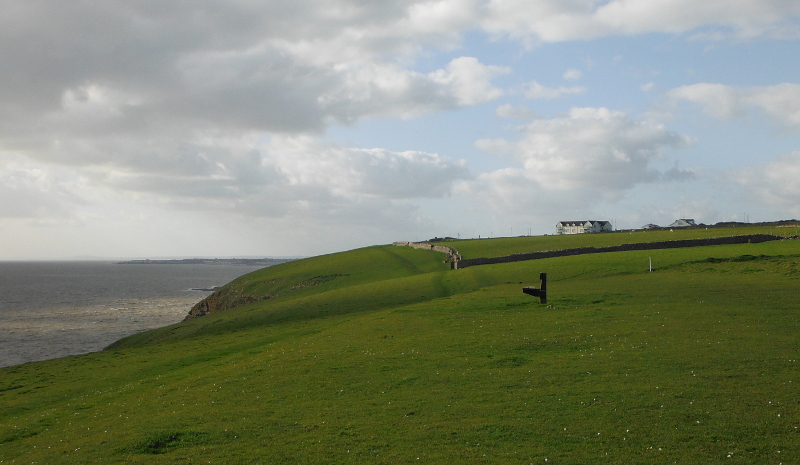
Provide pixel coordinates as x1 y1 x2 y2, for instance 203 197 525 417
184 288 274 320
184 274 348 320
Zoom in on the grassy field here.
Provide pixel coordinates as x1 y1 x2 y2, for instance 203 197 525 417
449 223 800 259
1 226 799 463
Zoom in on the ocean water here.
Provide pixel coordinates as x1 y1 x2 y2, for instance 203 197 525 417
0 261 265 368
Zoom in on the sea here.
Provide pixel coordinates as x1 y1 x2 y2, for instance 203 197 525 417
0 261 266 368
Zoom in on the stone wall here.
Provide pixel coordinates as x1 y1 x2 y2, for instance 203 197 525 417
454 234 785 269
393 241 461 268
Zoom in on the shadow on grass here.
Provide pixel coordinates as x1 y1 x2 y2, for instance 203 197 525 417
123 430 221 455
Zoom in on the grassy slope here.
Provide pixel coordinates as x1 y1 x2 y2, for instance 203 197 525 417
109 245 451 348
1 229 799 463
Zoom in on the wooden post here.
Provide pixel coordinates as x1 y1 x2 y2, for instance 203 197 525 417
522 272 547 304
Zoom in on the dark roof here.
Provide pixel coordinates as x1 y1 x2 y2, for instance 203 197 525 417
668 218 697 227
558 220 610 225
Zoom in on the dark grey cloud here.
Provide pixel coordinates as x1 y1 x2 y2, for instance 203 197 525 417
0 1 476 143
0 0 493 228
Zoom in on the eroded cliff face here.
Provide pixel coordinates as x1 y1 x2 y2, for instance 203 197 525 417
184 288 273 320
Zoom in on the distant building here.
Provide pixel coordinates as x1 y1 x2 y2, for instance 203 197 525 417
556 220 613 235
641 223 660 230
668 218 697 228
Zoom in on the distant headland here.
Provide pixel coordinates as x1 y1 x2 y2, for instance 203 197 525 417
118 258 295 266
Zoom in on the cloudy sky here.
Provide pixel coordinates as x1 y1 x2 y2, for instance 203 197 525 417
2 1 799 259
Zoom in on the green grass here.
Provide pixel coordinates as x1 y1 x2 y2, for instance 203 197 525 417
1 226 799 463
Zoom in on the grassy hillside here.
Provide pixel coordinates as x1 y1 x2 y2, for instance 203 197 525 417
1 227 799 463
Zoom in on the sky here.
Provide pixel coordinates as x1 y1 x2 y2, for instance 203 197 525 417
1 0 800 260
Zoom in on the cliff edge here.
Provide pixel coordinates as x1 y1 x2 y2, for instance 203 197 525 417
184 287 274 320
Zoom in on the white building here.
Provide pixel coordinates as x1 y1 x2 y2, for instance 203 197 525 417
556 220 613 235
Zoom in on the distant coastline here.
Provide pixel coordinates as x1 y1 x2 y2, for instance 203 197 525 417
118 258 295 266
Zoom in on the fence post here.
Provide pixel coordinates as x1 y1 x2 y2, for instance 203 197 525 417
522 273 547 304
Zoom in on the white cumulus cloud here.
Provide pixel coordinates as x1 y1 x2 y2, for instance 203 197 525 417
563 68 583 81
732 151 800 214
494 103 537 120
267 136 471 200
523 81 586 99
429 57 510 105
470 107 694 210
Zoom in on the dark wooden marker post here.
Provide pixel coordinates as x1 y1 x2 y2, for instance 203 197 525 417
522 272 547 304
